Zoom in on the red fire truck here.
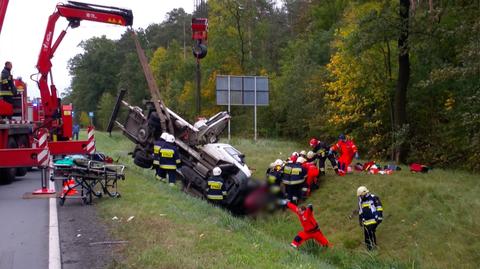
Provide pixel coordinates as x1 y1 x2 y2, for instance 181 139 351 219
0 0 133 185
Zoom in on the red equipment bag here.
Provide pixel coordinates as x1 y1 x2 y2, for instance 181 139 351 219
410 163 429 173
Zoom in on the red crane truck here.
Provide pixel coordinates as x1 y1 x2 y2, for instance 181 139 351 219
0 0 133 185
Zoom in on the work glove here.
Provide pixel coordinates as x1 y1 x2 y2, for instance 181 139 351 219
355 152 359 159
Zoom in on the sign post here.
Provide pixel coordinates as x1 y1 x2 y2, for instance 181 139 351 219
88 111 94 126
227 75 231 141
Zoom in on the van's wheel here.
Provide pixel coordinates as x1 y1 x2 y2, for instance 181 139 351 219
133 150 153 168
0 137 18 184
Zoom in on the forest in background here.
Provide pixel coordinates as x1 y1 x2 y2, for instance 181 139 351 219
64 0 479 171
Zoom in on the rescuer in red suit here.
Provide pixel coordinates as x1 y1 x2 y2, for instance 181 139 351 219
330 134 358 176
281 201 329 249
301 160 319 196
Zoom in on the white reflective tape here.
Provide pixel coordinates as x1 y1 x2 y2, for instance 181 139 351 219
39 134 47 147
87 130 94 139
38 149 48 162
86 141 95 151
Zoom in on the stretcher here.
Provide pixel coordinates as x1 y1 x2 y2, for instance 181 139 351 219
53 155 125 205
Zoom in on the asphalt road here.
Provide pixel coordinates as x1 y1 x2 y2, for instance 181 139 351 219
0 170 119 269
0 171 49 269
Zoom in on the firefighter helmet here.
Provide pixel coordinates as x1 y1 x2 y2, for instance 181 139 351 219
290 153 298 163
357 186 369 196
307 151 315 159
166 134 175 143
299 150 306 156
213 167 222 176
297 157 307 164
309 138 319 147
273 159 283 167
160 132 169 141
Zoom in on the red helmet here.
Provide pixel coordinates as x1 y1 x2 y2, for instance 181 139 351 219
309 138 319 147
290 153 298 163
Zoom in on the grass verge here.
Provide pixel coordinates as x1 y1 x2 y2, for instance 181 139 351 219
92 131 479 268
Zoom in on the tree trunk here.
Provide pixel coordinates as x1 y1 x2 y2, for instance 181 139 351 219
394 0 410 163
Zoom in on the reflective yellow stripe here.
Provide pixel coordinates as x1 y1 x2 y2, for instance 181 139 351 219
268 175 277 184
290 167 302 175
176 159 181 164
283 179 305 185
207 194 224 200
153 145 161 154
270 185 281 193
155 175 164 180
364 219 377 225
159 164 176 169
1 79 8 84
160 149 174 158
208 181 222 190
376 206 383 211
0 91 13 96
153 160 159 165
362 203 371 208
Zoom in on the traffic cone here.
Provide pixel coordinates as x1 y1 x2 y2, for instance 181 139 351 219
61 178 78 196
68 178 78 195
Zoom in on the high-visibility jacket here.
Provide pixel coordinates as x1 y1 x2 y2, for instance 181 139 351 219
313 141 332 159
358 193 383 226
287 202 319 232
282 162 306 185
266 167 283 193
153 139 166 167
1 68 16 96
154 141 180 170
206 176 227 200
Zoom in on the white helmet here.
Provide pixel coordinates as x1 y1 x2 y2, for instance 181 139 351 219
213 167 222 176
160 132 169 141
273 159 283 167
357 186 369 197
307 151 315 159
300 150 306 156
166 134 175 143
297 157 307 164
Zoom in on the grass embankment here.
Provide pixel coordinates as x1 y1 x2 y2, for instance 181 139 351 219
92 131 480 269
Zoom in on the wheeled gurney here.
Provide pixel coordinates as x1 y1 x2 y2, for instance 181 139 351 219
53 155 125 205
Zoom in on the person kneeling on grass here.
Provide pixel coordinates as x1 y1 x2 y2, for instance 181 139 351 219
281 200 330 249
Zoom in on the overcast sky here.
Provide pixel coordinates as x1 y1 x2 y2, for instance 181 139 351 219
0 0 195 98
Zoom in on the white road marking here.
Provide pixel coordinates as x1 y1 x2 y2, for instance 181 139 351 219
48 178 61 269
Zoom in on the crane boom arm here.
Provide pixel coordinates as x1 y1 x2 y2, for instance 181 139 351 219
36 1 132 139
0 0 9 36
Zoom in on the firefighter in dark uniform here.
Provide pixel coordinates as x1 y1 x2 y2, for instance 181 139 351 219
309 138 339 176
153 132 169 181
266 159 284 199
282 157 307 204
357 186 383 250
155 133 181 186
206 167 227 204
1 61 17 105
